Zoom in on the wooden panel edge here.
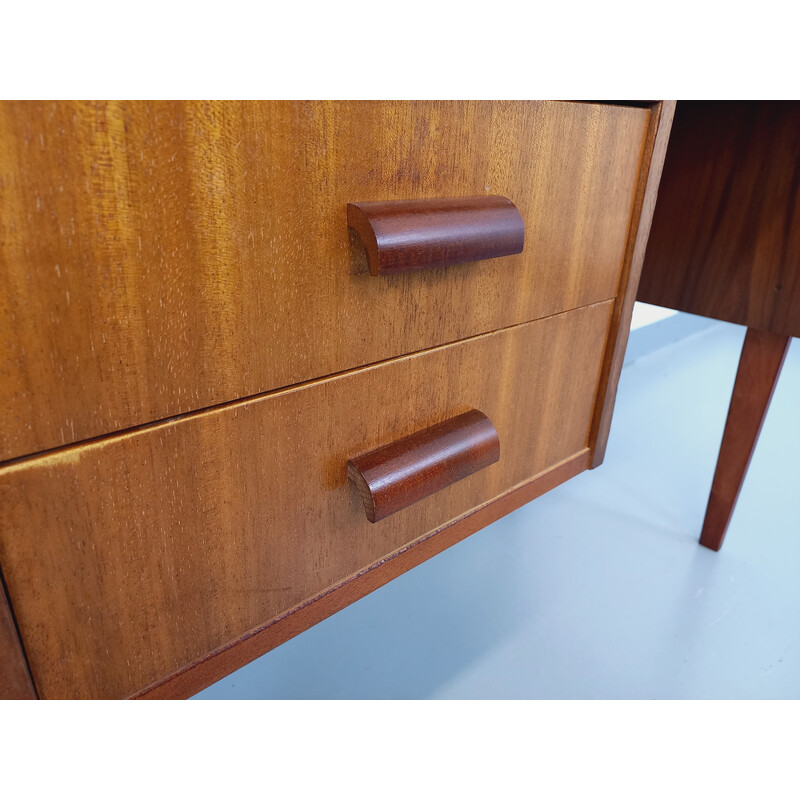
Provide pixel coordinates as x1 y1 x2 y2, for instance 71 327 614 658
0 569 38 699
131 448 591 699
588 101 677 467
1 300 612 476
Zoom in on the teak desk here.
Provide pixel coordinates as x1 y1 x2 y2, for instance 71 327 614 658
0 101 674 698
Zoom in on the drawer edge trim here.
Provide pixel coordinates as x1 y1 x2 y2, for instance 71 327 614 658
0 299 614 476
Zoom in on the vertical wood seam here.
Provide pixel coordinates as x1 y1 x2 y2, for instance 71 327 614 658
0 563 39 699
588 101 677 467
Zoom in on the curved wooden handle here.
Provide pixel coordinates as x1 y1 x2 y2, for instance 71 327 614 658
347 409 500 523
347 196 524 275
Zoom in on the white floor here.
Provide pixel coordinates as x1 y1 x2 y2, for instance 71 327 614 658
195 312 800 699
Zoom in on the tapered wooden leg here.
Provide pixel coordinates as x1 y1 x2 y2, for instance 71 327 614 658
699 328 790 551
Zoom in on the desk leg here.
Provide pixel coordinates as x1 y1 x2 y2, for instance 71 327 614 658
700 327 790 551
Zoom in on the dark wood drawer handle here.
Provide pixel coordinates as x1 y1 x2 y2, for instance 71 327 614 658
347 409 500 523
347 195 524 276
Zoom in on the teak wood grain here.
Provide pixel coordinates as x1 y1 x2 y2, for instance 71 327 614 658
699 328 791 551
638 101 800 338
347 196 524 275
348 409 500 522
0 301 613 699
0 101 648 462
589 101 676 467
0 579 36 699
135 449 591 699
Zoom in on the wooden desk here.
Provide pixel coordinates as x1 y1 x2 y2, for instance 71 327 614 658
638 101 799 551
0 101 673 698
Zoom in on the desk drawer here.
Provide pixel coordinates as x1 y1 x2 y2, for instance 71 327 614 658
0 101 648 460
0 300 613 698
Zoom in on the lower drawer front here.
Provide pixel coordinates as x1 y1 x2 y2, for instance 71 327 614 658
0 301 612 698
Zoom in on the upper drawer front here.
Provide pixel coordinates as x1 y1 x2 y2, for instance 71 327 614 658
0 101 648 461
0 300 613 699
